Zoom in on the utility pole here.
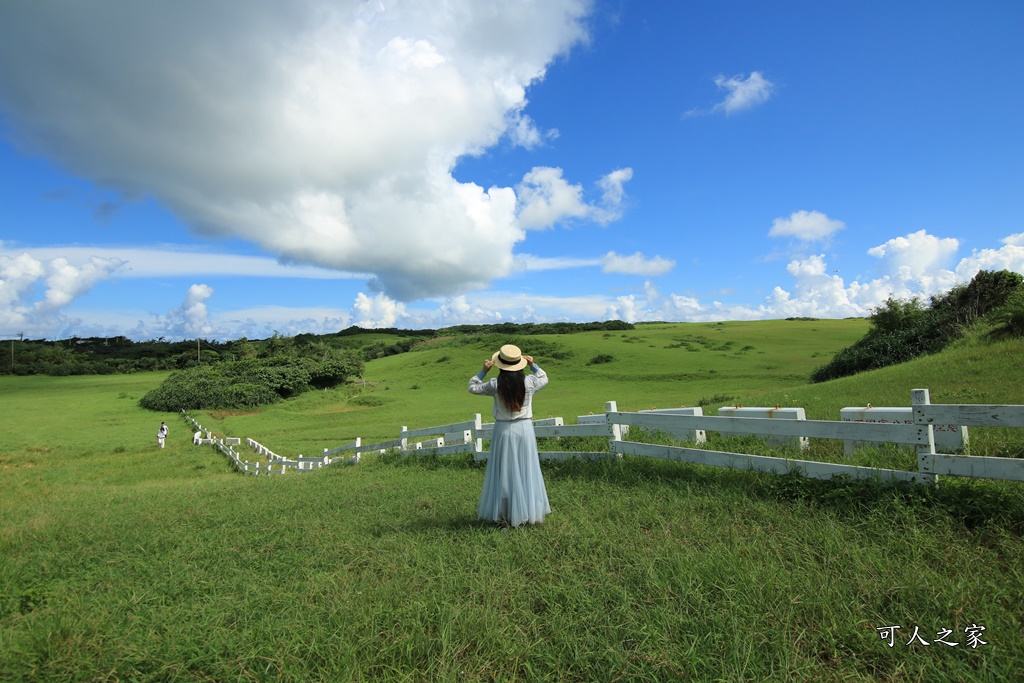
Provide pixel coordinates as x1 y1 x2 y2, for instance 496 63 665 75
197 338 201 363
11 332 23 372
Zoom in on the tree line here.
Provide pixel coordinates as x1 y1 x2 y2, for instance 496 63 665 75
1 320 636 377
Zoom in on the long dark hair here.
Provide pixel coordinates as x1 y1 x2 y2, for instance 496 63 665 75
496 369 526 412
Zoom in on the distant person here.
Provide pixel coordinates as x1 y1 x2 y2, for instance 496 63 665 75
468 344 551 528
157 422 168 449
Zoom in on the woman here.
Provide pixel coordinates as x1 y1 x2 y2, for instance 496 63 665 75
468 344 551 528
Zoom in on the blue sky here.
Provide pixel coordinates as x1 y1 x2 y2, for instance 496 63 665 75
2 0 1022 341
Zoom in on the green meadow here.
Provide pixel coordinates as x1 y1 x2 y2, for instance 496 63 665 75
2 319 1023 681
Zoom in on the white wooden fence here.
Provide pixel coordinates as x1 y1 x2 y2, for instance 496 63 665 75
184 388 1024 485
180 412 358 475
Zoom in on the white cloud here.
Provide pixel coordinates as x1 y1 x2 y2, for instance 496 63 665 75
596 168 634 222
0 1 608 301
515 166 633 229
170 284 215 338
9 228 1023 341
954 244 1024 282
3 245 370 280
36 257 125 311
0 251 124 337
353 292 407 329
1002 233 1024 247
606 295 640 323
601 251 676 276
547 233 1021 326
512 253 601 272
769 210 845 241
713 71 774 114
515 167 592 229
0 253 45 310
66 233 1024 339
685 71 775 118
505 110 558 149
867 229 960 281
123 284 215 340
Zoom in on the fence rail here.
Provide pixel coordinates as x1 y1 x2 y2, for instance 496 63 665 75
181 413 358 475
186 388 1024 485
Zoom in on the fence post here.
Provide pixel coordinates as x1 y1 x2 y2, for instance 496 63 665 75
473 413 485 461
400 426 408 452
911 388 939 487
606 401 623 459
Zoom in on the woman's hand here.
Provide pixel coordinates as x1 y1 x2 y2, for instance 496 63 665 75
482 359 495 373
523 355 534 365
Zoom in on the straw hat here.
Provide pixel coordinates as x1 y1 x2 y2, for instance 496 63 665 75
491 344 528 371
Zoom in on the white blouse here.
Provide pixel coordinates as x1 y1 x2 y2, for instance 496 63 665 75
468 365 548 420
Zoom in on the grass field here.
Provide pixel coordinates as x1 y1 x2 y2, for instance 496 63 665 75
2 320 1023 681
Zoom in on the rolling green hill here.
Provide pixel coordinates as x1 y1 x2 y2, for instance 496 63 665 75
178 317 1024 464
190 318 875 453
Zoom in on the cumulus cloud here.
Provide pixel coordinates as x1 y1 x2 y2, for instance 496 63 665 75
36 258 127 312
866 229 960 284
0 1 613 301
769 210 845 242
0 251 124 336
162 284 215 338
601 251 676 276
1002 233 1024 247
353 292 407 329
0 253 45 311
516 166 633 229
954 243 1024 282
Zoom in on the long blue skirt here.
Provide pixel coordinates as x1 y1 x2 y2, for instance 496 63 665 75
478 419 551 527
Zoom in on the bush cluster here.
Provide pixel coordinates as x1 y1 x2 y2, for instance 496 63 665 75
362 337 421 360
811 269 1024 383
139 355 363 412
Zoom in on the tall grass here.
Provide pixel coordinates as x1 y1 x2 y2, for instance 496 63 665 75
2 321 1023 681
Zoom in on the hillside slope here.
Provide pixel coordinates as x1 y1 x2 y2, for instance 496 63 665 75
190 319 1021 457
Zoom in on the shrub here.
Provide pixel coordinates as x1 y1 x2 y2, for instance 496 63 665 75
811 269 1024 382
587 353 614 365
139 354 363 411
224 382 280 408
932 269 1023 327
993 288 1024 337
